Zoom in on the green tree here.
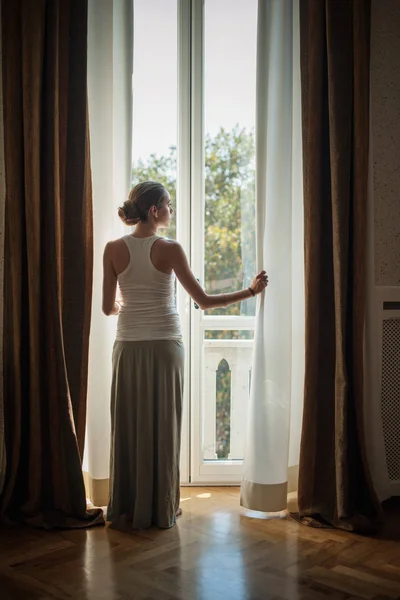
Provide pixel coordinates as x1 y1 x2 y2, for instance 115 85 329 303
204 126 256 318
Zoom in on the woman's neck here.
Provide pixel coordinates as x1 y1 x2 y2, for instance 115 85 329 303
132 222 158 238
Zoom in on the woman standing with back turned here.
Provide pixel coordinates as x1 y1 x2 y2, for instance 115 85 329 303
102 181 268 529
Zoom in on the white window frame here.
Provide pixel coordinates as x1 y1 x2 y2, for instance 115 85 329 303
177 0 192 484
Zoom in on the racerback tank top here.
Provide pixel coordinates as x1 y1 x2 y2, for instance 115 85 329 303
115 235 182 342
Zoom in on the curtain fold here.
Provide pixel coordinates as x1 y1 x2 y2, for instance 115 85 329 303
0 0 5 497
1 0 103 528
296 0 381 533
84 0 134 507
241 0 305 513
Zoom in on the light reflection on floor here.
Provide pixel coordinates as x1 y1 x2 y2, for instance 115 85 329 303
181 489 297 600
242 508 289 520
196 512 247 600
84 528 116 600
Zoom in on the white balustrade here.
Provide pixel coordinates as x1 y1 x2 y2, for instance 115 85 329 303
202 339 253 461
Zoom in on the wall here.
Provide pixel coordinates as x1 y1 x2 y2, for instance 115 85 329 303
366 0 400 502
371 0 400 286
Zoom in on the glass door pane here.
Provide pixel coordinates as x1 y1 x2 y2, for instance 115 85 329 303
191 0 258 482
203 0 257 317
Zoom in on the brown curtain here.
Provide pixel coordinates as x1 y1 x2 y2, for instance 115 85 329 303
1 0 104 528
296 0 381 533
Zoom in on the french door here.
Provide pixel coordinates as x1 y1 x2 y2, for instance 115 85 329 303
132 0 258 483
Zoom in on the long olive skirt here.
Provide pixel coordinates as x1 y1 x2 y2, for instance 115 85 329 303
107 339 184 529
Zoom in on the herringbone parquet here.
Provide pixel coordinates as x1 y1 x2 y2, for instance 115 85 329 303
0 488 399 600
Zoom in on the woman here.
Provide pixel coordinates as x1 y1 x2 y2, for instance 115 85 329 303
102 181 268 529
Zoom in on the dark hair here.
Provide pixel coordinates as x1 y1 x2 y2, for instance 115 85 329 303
118 181 167 225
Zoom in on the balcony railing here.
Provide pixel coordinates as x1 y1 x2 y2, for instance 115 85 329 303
202 338 253 461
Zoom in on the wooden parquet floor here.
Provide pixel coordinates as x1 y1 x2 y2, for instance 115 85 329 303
0 488 399 600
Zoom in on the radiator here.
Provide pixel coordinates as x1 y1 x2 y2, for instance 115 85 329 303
380 304 400 484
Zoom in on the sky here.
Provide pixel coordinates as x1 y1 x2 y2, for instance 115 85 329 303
132 0 257 163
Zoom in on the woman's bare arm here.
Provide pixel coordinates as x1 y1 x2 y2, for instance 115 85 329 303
169 242 267 310
102 243 120 316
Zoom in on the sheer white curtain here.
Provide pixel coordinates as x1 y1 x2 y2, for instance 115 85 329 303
0 2 6 496
241 0 304 513
84 0 133 506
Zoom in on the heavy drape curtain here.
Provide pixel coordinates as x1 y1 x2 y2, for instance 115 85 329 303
1 0 103 528
84 0 133 507
0 0 5 497
241 0 305 513
296 0 381 532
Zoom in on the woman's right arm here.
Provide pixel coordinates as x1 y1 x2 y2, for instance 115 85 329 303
169 242 268 310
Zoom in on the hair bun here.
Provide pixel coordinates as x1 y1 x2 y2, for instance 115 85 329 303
118 203 141 225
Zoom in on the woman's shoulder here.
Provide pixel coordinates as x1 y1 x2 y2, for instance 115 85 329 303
104 236 129 256
156 236 177 246
154 237 184 257
155 237 181 249
153 238 187 270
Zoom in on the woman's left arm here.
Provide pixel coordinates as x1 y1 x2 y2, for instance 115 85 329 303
102 242 120 316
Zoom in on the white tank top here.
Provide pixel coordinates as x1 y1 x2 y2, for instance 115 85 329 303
115 235 182 342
